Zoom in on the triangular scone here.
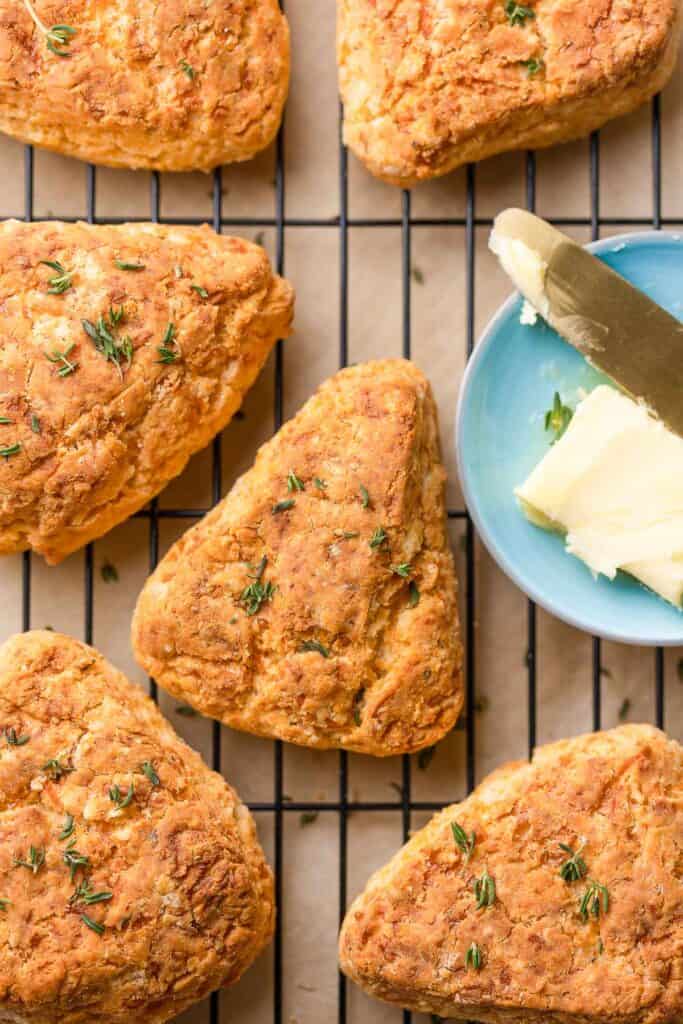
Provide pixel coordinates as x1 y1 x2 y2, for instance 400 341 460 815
0 630 274 1024
340 725 683 1024
133 359 463 756
0 220 293 563
0 0 289 171
338 0 682 186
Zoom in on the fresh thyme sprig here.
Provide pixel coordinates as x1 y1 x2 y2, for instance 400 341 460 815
21 0 76 57
82 308 133 379
157 323 179 364
40 259 72 293
4 726 29 746
108 782 135 809
63 839 89 881
239 556 276 616
299 640 330 658
46 343 78 377
451 821 475 863
473 869 496 908
72 881 112 906
465 942 483 970
559 841 587 883
14 845 45 874
579 880 609 922
140 762 160 787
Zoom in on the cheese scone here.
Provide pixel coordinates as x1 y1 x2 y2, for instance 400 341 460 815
338 0 683 186
132 360 463 756
0 630 274 1024
340 724 683 1024
0 220 293 563
0 0 289 171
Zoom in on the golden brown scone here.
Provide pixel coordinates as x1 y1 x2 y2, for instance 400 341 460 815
338 0 683 186
0 219 294 564
132 359 463 756
0 629 274 1024
340 724 683 1024
0 0 289 171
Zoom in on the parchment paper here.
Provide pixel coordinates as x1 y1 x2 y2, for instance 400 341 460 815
0 3 681 1021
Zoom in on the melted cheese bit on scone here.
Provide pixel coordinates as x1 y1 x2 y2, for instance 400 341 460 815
517 385 683 606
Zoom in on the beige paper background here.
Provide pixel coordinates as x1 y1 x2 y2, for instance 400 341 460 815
0 2 682 1021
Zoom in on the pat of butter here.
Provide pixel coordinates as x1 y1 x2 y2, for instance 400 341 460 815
516 385 683 607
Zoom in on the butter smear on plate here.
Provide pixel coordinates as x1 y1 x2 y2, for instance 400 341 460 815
516 385 683 607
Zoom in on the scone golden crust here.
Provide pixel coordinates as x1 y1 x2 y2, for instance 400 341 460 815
338 0 682 186
0 0 289 171
0 630 274 1024
0 219 293 563
132 359 463 756
340 725 683 1024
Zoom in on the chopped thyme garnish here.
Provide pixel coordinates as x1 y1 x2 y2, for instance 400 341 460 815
299 811 319 827
179 59 195 79
287 470 305 492
140 761 160 787
505 1 535 25
21 0 76 56
59 814 75 840
157 322 179 364
30 414 40 434
14 845 45 874
465 942 483 970
299 640 330 658
40 259 73 293
391 563 412 578
81 913 105 935
108 782 135 809
4 727 29 746
175 704 198 717
523 56 544 76
0 417 11 424
0 898 10 910
473 869 496 908
72 881 113 906
114 259 145 271
191 284 208 299
43 757 72 780
0 443 21 459
411 266 425 285
46 343 78 377
451 821 476 863
341 531 359 540
63 839 89 881
313 477 327 490
408 580 420 607
559 841 587 883
545 392 572 442
272 499 296 514
618 698 631 721
239 556 276 616
418 744 436 771
579 880 609 922
82 309 133 378
359 484 370 509
352 688 365 726
100 562 118 583
369 526 387 549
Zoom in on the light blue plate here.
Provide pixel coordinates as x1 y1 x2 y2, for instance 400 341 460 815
456 230 683 646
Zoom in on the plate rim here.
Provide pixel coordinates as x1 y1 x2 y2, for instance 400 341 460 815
455 228 683 647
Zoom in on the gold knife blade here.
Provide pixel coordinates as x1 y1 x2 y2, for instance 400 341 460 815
490 208 683 439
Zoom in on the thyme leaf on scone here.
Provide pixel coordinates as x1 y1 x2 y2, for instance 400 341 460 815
59 814 75 840
473 869 496 908
559 841 587 883
14 845 45 874
451 821 475 862
465 942 483 970
0 898 10 910
40 259 73 293
21 1 77 57
505 1 535 25
579 880 609 922
314 477 327 490
0 417 11 424
523 56 545 76
140 761 160 787
63 839 89 881
287 470 305 492
82 309 133 378
31 414 41 433
46 343 78 377
43 757 72 780
359 484 371 509
272 499 295 514
391 563 412 578
190 284 208 299
408 580 420 607
157 322 179 364
239 556 276 615
114 260 145 271
72 881 113 906
4 726 29 746
179 59 195 80
108 782 135 809
0 443 21 459
369 526 388 549
81 913 105 935
299 640 330 658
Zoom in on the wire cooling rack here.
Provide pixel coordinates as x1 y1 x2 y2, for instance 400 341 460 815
8 7 681 1022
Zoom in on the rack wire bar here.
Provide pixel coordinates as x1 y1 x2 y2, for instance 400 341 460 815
17 68 671 1024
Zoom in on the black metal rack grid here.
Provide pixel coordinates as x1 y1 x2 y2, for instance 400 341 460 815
15 46 675 1024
